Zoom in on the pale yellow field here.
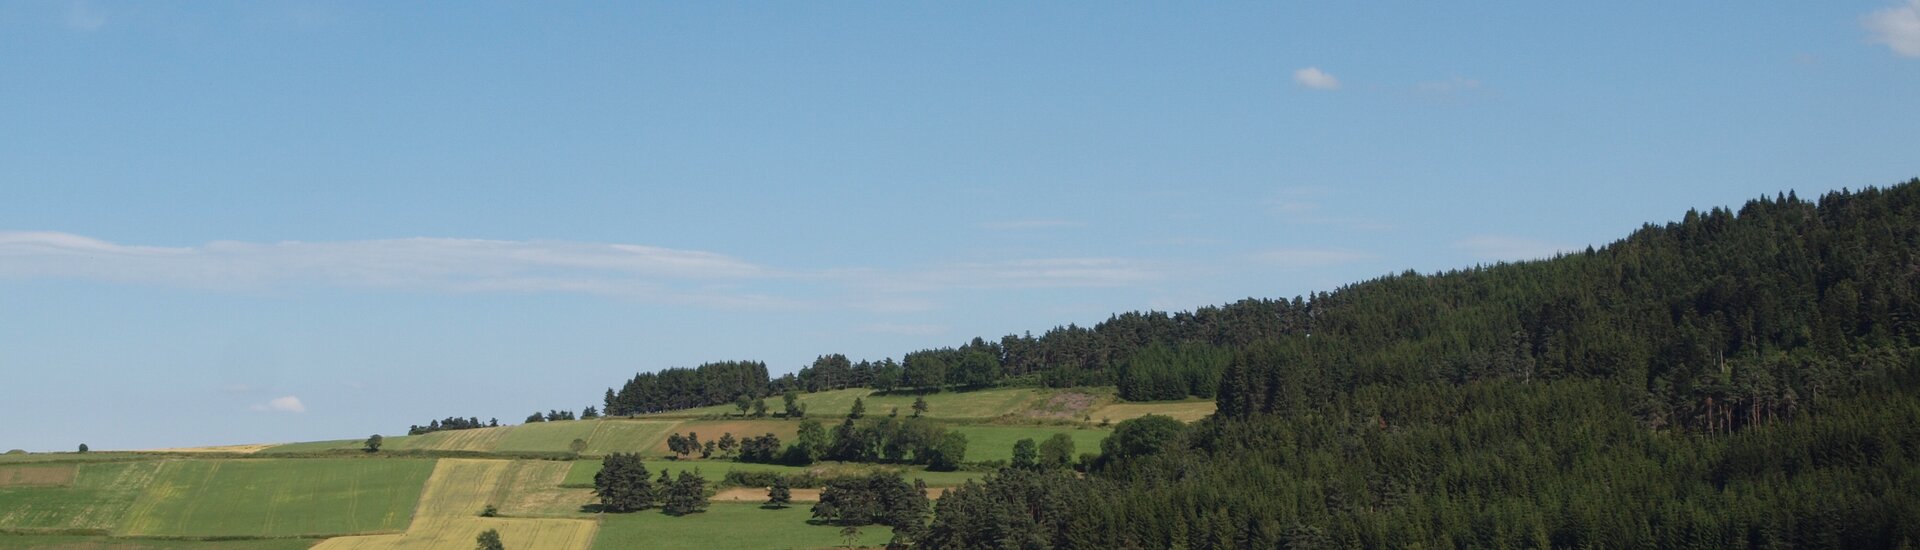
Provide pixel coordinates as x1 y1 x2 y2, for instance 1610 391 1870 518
311 459 596 550
583 420 680 456
311 517 597 550
137 443 277 454
1088 400 1217 423
492 461 592 518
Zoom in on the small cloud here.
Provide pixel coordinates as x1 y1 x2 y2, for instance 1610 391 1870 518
979 220 1083 230
1866 0 1920 57
63 0 108 31
1453 235 1576 262
251 396 306 413
1414 76 1482 95
1248 248 1374 269
1293 67 1341 90
857 323 949 336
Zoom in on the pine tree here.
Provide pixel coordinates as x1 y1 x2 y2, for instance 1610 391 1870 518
1011 438 1038 470
768 477 793 509
592 453 655 512
663 470 709 516
849 397 867 419
912 396 929 417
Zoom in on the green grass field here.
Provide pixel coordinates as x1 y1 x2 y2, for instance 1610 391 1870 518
491 421 600 454
117 459 434 538
947 425 1110 463
0 535 317 549
0 461 162 532
1089 399 1216 423
590 502 893 550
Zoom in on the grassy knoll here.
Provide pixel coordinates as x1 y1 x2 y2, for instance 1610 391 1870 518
117 459 433 538
0 461 162 532
948 425 1110 463
590 502 891 550
0 535 317 549
581 420 678 456
1088 399 1217 423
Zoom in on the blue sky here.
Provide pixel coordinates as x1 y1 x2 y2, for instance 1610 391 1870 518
2 1 1917 451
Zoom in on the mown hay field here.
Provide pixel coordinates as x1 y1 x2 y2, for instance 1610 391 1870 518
1088 399 1217 423
0 464 77 487
0 535 316 549
311 458 595 550
649 387 1044 420
580 420 678 456
0 461 162 532
117 459 433 538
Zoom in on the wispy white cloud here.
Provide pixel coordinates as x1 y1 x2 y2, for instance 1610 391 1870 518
251 395 305 413
874 258 1165 292
1248 248 1374 269
1866 0 1920 57
857 323 949 336
1453 235 1576 262
0 231 771 304
1293 67 1341 90
979 220 1084 230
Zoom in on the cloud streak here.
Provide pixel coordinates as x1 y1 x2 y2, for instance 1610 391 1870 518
251 396 305 413
1293 67 1341 90
0 232 1170 307
1866 0 1920 57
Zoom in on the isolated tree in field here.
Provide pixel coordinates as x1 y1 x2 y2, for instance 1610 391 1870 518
569 438 588 455
593 453 655 512
364 434 383 453
736 394 754 417
77 443 88 453
1038 433 1075 470
752 398 769 417
767 477 792 508
663 470 709 516
476 528 504 550
912 396 929 417
1011 438 1038 470
480 504 498 517
784 390 805 418
926 432 967 471
849 397 867 419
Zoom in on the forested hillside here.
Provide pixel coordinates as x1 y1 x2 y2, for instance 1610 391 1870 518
920 180 1920 548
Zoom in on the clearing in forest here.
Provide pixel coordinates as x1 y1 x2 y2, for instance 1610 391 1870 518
117 458 433 538
947 425 1111 463
1088 399 1217 423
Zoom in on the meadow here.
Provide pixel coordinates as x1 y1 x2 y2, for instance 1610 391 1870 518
947 425 1110 463
116 459 433 538
646 387 1045 420
0 461 162 532
589 503 893 550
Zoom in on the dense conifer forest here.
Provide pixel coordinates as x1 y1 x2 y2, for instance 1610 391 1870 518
920 181 1920 548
